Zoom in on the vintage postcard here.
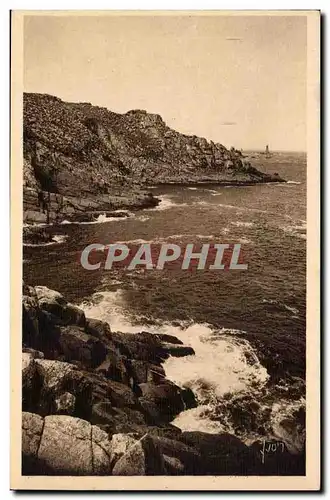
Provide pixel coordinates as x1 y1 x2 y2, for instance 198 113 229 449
11 10 320 490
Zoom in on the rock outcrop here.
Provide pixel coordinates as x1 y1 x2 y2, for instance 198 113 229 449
23 93 284 224
21 283 303 476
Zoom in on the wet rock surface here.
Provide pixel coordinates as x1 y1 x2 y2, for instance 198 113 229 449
22 283 303 476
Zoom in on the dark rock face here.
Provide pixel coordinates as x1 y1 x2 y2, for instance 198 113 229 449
138 382 187 422
21 284 304 476
23 93 284 223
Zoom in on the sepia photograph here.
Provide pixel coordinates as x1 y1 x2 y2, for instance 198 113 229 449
10 10 320 490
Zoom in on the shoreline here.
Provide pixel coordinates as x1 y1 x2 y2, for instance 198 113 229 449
23 174 286 228
146 178 286 187
22 283 305 476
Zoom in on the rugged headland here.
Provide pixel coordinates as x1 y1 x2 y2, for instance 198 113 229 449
23 93 284 224
22 284 304 476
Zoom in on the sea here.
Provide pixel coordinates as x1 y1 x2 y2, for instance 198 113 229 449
23 151 306 454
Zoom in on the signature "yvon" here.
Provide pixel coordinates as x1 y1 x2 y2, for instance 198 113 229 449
260 440 285 464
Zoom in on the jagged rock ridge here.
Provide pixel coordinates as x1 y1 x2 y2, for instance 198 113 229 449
23 93 283 223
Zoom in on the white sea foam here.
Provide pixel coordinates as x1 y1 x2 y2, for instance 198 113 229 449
169 406 225 434
239 237 253 244
113 234 216 245
111 238 153 245
79 290 142 333
280 222 306 240
23 234 68 247
23 241 53 248
79 289 303 452
195 234 215 240
81 291 268 400
80 213 131 225
24 222 48 228
152 195 188 211
231 221 254 228
136 215 150 222
262 299 299 317
286 181 301 185
271 397 306 453
163 325 269 399
52 234 68 244
187 187 198 191
283 304 299 315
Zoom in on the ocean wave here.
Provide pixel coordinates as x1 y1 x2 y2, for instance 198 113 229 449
286 181 301 185
136 215 150 222
81 290 267 401
23 222 48 228
280 222 306 240
79 290 305 453
152 195 188 211
80 291 265 400
80 212 133 225
270 396 306 453
52 234 68 244
160 234 216 241
113 234 217 245
60 211 135 226
217 203 267 214
231 221 254 228
163 325 268 400
195 234 215 240
262 299 299 317
239 237 253 244
111 238 153 245
23 234 68 247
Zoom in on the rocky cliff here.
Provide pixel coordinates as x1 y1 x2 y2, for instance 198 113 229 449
22 284 304 476
23 93 284 224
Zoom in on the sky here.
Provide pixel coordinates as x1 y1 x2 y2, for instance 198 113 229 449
24 14 307 151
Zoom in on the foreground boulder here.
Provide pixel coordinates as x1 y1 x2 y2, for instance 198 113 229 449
22 412 44 459
139 382 186 423
111 434 166 476
33 359 81 416
22 353 40 411
58 325 108 368
151 435 202 475
22 288 40 347
110 331 195 364
179 431 253 475
22 285 262 476
22 413 112 475
35 286 86 327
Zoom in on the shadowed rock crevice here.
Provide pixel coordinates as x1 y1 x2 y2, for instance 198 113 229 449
21 282 304 476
